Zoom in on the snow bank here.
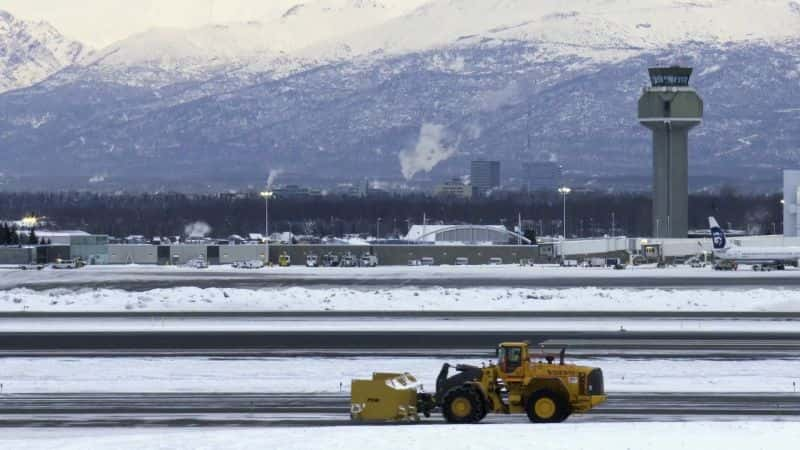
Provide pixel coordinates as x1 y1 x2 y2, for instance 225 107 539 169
3 422 799 450
1 285 799 312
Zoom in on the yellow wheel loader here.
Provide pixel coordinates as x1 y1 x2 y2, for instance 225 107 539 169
351 341 606 424
278 252 291 267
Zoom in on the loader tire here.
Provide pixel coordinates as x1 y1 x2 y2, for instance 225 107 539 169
525 389 568 423
442 386 485 424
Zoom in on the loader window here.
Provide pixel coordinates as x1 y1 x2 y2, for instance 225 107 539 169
499 346 522 373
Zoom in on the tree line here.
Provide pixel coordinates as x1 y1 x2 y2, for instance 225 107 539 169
0 189 783 240
0 223 51 246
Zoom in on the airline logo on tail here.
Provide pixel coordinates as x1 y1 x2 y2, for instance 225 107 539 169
709 217 727 250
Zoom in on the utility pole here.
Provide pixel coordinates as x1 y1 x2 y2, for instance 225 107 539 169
558 187 571 240
260 190 274 265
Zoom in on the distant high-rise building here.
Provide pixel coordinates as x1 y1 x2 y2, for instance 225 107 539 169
471 160 500 196
435 178 472 198
522 161 562 191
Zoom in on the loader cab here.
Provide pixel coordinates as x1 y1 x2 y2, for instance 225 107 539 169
497 342 529 375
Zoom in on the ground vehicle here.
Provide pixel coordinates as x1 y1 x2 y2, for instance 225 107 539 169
420 257 435 266
51 259 85 269
306 254 319 267
278 252 291 267
686 256 706 268
360 254 378 267
322 253 340 267
589 257 606 268
19 264 45 270
561 259 578 267
488 257 503 265
713 259 738 271
341 252 357 267
184 258 208 269
232 260 264 269
454 257 469 266
351 342 605 424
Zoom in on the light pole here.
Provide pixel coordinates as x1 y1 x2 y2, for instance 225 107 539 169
558 186 571 240
611 212 616 238
260 190 274 265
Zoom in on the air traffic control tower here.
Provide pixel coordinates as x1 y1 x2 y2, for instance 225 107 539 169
638 66 703 238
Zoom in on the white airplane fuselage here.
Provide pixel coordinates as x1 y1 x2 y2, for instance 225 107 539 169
715 246 800 266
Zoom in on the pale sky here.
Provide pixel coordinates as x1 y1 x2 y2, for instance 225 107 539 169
0 0 303 47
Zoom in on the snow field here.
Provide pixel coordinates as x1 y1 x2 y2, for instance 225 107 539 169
1 357 798 394
3 422 799 450
1 285 800 312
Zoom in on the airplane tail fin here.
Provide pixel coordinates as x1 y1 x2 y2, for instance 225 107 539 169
709 216 728 250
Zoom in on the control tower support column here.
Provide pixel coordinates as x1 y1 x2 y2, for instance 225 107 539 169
638 67 703 238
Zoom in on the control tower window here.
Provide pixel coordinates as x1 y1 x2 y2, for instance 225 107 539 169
651 74 690 86
648 67 693 87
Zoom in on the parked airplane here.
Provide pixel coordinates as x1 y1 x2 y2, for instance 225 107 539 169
709 216 800 270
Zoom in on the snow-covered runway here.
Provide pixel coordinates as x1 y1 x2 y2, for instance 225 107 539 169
1 356 798 394
3 422 799 450
1 315 799 333
5 264 800 291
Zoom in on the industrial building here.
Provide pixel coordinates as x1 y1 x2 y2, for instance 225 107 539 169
639 66 703 238
19 230 109 265
405 225 531 245
470 160 500 196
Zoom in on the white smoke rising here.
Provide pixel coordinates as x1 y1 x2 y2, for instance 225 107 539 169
267 169 283 188
399 123 458 180
184 221 212 238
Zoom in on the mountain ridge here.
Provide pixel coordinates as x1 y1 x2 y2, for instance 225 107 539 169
0 9 89 93
1 1 799 191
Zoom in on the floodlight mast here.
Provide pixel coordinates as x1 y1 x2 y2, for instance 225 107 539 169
260 190 274 265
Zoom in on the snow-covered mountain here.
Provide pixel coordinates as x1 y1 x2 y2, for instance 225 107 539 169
0 10 88 93
78 0 800 82
1 1 800 191
308 0 800 61
82 0 429 86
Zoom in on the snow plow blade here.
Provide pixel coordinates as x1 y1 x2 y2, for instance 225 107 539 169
350 372 427 422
